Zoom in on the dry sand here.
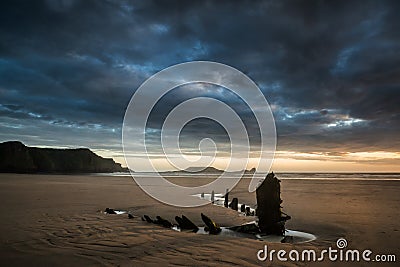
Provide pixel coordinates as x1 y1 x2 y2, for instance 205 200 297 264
0 173 399 266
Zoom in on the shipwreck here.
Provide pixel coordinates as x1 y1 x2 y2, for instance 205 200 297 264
255 172 291 235
141 172 291 237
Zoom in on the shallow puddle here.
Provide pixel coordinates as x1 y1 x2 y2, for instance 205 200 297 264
172 225 316 243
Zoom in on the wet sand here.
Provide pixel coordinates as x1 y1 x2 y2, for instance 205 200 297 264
0 173 399 266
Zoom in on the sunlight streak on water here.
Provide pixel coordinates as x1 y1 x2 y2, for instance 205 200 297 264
97 172 400 181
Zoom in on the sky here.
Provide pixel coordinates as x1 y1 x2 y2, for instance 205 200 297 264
0 0 399 172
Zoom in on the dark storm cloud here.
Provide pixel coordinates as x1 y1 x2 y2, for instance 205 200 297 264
0 0 399 158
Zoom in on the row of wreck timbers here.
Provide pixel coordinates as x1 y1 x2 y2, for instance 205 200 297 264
142 172 291 236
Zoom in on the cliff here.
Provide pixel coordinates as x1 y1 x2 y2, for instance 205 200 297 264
0 141 126 173
166 167 256 174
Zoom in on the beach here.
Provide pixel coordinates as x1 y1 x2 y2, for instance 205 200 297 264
0 173 398 266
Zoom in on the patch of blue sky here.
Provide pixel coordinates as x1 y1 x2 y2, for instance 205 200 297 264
331 46 359 74
150 23 169 34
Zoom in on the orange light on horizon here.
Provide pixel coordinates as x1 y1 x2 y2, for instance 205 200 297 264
101 150 400 173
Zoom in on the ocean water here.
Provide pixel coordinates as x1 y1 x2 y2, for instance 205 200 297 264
97 172 400 181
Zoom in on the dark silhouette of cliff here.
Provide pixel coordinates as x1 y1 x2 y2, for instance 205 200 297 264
165 167 257 174
0 141 126 173
183 167 223 173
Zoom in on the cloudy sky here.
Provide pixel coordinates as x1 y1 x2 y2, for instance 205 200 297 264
1 0 399 172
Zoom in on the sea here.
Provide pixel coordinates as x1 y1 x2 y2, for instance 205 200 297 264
96 172 400 181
